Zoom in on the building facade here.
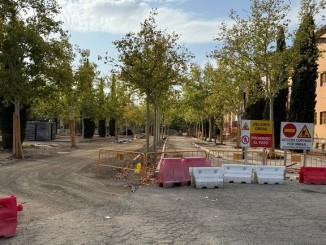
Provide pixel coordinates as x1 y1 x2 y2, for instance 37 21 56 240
315 26 326 138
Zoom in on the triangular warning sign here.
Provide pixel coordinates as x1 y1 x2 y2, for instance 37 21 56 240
242 123 249 130
297 125 311 138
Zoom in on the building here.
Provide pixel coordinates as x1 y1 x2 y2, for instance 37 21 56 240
315 26 326 139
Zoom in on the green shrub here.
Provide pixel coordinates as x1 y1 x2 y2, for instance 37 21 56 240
84 118 95 139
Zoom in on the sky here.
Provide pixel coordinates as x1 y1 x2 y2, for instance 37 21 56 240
55 0 323 75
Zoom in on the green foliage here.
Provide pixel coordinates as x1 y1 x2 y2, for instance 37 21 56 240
288 13 318 123
214 0 293 122
75 50 99 120
0 0 67 104
108 9 192 151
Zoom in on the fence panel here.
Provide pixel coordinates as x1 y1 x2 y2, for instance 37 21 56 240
208 149 326 172
97 149 146 185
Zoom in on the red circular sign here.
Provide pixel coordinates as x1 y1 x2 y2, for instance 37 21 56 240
241 135 249 144
283 123 296 138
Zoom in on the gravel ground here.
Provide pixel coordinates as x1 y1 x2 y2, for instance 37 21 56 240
0 136 326 245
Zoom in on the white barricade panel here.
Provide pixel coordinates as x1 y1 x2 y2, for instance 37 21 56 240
193 167 223 189
222 164 254 184
255 166 285 184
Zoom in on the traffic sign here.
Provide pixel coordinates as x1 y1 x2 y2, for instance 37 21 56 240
241 120 273 148
283 123 296 138
240 120 250 148
280 122 314 150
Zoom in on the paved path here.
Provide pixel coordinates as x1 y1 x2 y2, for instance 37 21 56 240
0 136 326 244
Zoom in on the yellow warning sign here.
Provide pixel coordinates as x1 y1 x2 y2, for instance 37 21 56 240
242 123 249 130
297 125 311 138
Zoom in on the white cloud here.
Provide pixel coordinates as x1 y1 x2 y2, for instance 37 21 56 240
57 0 220 44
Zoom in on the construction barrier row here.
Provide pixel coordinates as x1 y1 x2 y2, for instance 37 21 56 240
187 164 286 189
95 149 326 187
0 195 23 237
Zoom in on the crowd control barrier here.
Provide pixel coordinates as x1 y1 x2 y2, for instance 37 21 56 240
222 164 255 184
97 149 146 185
0 196 23 237
255 166 285 184
299 167 326 185
192 167 223 189
157 157 211 188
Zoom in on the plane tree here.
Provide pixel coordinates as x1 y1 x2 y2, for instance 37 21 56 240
0 0 69 157
214 0 293 152
107 9 192 152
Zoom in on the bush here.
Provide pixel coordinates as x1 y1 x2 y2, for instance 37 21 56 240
84 118 95 139
108 118 116 136
98 119 106 137
0 102 29 150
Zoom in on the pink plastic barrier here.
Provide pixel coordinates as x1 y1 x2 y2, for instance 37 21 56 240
182 157 211 179
157 157 211 187
0 196 23 237
299 167 326 185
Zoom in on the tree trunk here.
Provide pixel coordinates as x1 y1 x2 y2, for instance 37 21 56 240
69 106 76 147
69 119 76 147
145 96 150 153
236 112 241 148
153 106 157 152
269 96 275 157
13 98 23 158
220 121 224 145
208 116 212 142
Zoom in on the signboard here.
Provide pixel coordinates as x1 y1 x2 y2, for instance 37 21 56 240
241 120 250 148
280 122 314 150
241 120 273 148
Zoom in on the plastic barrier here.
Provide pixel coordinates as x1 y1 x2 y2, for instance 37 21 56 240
158 157 211 188
0 196 23 237
222 164 254 184
255 166 285 184
299 167 326 185
184 157 211 186
192 167 223 189
157 158 187 187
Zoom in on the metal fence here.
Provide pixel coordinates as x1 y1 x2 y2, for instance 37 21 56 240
207 149 326 171
97 149 146 185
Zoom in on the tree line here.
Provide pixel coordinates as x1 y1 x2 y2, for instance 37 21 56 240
0 0 324 158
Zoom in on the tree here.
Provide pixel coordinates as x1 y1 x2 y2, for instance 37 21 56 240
75 49 99 138
181 64 207 139
96 77 108 137
215 0 293 151
109 9 192 152
288 13 318 123
0 0 67 157
269 27 289 147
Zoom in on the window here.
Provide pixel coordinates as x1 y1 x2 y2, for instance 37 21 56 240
321 72 326 87
314 112 317 125
320 111 326 125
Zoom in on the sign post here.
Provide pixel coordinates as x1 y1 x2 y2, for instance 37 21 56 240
241 120 273 165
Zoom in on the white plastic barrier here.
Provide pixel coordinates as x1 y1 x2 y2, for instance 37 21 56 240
222 164 255 184
255 166 285 184
192 167 223 189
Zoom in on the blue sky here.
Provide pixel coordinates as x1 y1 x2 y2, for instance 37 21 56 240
56 0 321 75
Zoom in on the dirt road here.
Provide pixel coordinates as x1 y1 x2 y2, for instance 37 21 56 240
1 136 326 245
